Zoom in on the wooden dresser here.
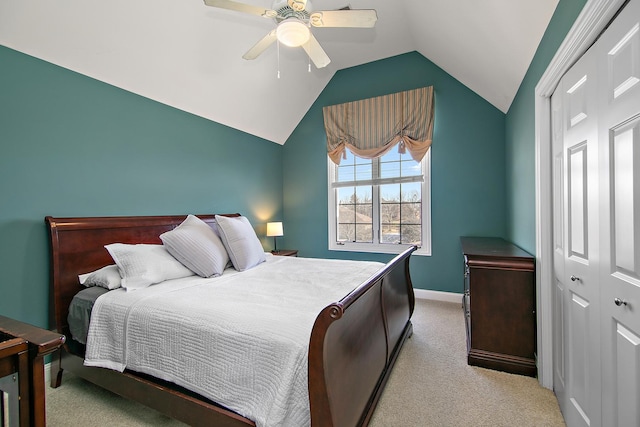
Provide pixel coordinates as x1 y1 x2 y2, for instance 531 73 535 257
461 237 536 377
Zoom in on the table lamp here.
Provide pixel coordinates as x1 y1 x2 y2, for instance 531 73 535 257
266 222 283 253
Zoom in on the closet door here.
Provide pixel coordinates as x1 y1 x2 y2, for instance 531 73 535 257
556 43 602 427
551 80 566 410
597 0 640 424
552 1 640 426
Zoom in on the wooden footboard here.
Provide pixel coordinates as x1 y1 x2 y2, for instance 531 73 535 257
45 215 416 427
309 246 416 427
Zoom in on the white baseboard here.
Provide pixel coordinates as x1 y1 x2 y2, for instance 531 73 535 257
414 289 463 304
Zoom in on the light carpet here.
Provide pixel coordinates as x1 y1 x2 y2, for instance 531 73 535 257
45 299 565 426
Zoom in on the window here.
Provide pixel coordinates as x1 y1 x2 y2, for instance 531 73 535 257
328 148 431 256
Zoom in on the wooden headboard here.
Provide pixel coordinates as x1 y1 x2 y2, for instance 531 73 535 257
45 214 240 337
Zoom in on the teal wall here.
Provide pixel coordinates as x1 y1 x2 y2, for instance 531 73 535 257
0 0 590 328
282 52 507 293
505 0 587 254
0 46 283 328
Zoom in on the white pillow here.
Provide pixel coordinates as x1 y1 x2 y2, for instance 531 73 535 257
105 243 195 291
160 214 229 278
214 215 266 272
78 264 122 290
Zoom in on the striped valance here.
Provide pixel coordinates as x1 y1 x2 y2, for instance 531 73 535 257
322 86 435 165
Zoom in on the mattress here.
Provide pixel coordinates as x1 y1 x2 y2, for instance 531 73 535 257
83 254 384 427
68 286 109 344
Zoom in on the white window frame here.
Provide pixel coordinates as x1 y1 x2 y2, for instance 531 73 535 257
327 150 432 256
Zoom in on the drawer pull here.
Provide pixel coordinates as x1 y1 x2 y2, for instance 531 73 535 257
570 275 580 282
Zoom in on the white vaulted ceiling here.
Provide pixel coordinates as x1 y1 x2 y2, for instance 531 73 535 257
0 0 558 145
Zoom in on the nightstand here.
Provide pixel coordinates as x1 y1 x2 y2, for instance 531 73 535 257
271 249 298 257
0 315 65 425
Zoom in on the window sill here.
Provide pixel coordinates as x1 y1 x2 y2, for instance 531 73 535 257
329 243 431 257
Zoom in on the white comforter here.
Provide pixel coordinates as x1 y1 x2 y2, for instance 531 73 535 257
84 254 383 427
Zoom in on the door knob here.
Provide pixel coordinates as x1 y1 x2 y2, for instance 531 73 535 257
614 298 627 307
570 275 580 282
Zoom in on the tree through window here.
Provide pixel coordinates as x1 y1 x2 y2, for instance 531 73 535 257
329 148 431 255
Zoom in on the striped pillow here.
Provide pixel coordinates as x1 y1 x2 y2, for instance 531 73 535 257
215 215 266 272
160 215 229 278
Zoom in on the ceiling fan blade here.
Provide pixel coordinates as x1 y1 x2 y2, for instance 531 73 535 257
287 0 307 12
242 30 277 60
310 10 377 28
302 34 331 68
203 0 276 18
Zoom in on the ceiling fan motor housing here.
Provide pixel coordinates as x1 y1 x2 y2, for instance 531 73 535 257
272 0 312 22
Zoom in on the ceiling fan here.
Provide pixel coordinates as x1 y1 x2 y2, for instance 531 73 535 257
203 0 378 68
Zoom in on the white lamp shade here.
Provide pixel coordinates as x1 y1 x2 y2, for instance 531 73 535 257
266 222 284 237
276 20 310 47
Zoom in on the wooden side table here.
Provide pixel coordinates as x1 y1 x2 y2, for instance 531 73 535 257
271 249 298 257
0 315 65 426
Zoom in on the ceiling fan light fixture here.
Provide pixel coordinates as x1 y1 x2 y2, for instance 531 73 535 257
276 19 310 47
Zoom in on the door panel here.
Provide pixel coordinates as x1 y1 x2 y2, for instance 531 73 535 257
554 279 566 388
611 120 639 277
600 118 640 425
598 1 640 425
605 14 640 109
556 44 602 427
613 322 640 426
568 142 589 260
568 292 592 426
553 3 639 426
552 89 567 399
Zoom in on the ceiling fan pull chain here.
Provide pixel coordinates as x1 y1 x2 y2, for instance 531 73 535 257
308 55 311 73
277 39 281 79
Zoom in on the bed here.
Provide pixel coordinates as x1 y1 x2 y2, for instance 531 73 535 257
45 214 416 427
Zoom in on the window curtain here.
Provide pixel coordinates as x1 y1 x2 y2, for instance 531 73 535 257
323 86 434 165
